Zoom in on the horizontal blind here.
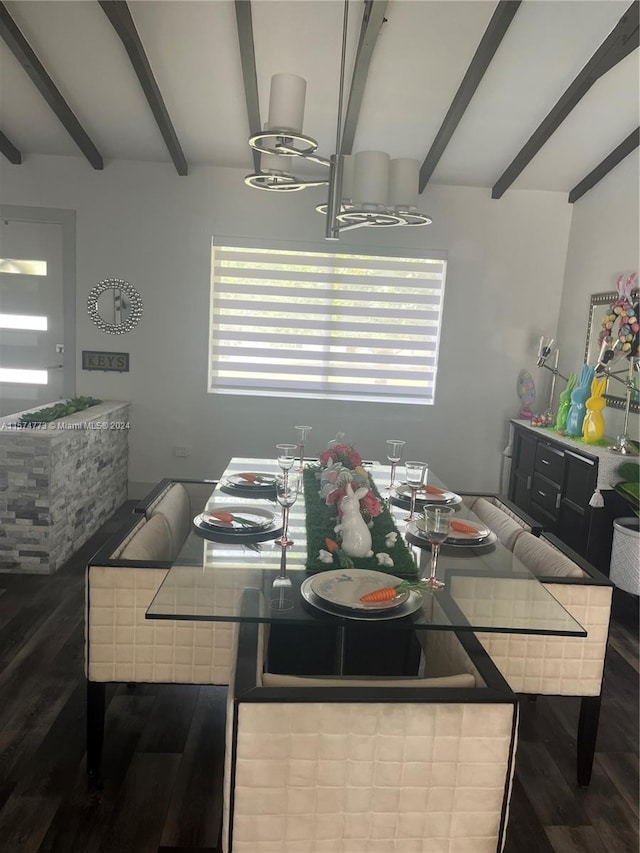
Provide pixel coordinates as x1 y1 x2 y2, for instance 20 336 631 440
209 244 447 404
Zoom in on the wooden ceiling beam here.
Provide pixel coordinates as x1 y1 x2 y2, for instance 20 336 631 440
340 1 388 155
235 0 261 173
99 0 188 176
0 1 103 169
0 129 22 164
492 0 639 199
418 0 521 194
568 127 639 203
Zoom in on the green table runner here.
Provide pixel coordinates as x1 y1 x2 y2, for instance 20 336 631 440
303 468 418 577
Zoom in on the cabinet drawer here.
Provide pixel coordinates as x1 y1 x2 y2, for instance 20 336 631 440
534 441 564 486
531 472 561 516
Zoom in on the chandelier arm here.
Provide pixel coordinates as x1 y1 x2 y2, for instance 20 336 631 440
274 144 331 168
325 0 350 241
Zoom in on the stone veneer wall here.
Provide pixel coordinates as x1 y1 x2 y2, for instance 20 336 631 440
0 401 129 574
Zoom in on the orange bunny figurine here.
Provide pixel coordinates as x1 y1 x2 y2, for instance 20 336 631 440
582 377 607 443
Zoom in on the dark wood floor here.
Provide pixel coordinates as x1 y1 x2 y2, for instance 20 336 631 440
0 503 637 853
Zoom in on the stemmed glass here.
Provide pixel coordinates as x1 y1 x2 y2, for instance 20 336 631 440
420 505 456 590
385 439 406 491
274 473 300 547
294 425 312 472
276 443 297 474
404 460 427 521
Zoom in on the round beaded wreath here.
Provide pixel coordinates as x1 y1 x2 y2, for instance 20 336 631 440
597 274 639 355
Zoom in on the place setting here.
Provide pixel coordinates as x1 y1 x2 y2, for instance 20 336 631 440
219 470 278 498
300 569 426 621
406 505 497 555
193 504 283 544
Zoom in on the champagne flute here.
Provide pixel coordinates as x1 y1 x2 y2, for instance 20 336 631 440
420 505 456 590
404 460 427 521
385 439 406 491
294 425 312 472
276 443 297 475
274 473 300 546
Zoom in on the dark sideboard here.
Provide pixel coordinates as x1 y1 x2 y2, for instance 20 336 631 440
508 420 630 575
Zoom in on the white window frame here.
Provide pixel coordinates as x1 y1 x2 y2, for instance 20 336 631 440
209 237 447 405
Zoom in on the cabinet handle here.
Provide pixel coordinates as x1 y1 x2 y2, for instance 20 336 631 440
541 458 550 465
556 493 561 509
537 490 547 498
527 476 532 490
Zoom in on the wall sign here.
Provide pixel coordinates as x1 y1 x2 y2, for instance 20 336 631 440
82 351 130 372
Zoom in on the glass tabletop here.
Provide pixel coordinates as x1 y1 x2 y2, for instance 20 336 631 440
146 458 586 637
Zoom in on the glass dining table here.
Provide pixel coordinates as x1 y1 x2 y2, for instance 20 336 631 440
146 457 586 646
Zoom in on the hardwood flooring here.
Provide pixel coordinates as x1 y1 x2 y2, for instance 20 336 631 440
0 503 637 853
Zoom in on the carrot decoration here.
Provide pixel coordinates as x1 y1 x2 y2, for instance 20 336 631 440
360 587 398 602
210 511 234 523
207 511 260 528
422 484 445 495
449 520 478 534
359 580 431 603
325 538 340 553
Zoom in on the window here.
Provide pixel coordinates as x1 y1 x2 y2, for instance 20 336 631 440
209 239 447 405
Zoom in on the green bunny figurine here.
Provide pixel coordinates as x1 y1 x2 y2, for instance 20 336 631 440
555 372 577 433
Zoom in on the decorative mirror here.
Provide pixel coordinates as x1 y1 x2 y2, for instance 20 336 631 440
585 287 639 414
87 278 143 335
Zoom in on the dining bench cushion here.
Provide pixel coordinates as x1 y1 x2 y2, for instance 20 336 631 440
119 513 172 562
149 482 192 561
472 498 528 551
261 671 476 688
514 532 585 578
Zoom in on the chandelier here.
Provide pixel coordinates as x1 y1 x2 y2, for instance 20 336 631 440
244 4 432 239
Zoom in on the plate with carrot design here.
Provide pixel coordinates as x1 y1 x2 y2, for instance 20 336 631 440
225 472 278 490
197 505 275 532
308 569 412 612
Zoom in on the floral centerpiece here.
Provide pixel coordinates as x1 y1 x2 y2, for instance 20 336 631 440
303 434 417 577
317 436 382 522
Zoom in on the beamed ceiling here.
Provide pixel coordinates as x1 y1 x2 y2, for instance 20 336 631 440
0 0 638 204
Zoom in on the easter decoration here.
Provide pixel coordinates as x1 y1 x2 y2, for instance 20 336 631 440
306 435 417 576
555 372 577 434
565 364 596 437
593 272 639 456
517 369 536 419
597 273 639 357
582 377 608 443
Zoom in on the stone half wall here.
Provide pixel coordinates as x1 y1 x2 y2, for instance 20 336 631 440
0 401 130 574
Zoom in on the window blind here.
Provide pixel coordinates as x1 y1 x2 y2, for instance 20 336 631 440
209 243 447 404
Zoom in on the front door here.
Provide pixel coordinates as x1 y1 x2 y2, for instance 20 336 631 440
0 217 66 418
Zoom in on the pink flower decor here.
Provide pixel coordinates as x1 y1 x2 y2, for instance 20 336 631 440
361 490 382 519
319 443 362 470
318 436 379 521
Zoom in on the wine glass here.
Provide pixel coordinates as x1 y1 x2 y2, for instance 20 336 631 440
294 425 312 472
420 505 456 590
404 460 427 521
385 439 406 491
274 473 300 546
276 443 297 474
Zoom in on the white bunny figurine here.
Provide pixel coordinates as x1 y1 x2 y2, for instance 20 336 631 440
334 482 374 558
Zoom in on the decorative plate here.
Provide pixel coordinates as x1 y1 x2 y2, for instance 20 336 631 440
395 484 462 505
300 577 423 621
407 521 497 549
308 569 410 612
225 472 278 489
197 505 275 532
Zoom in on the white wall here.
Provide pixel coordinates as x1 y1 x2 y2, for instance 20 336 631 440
558 151 640 439
0 155 574 494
